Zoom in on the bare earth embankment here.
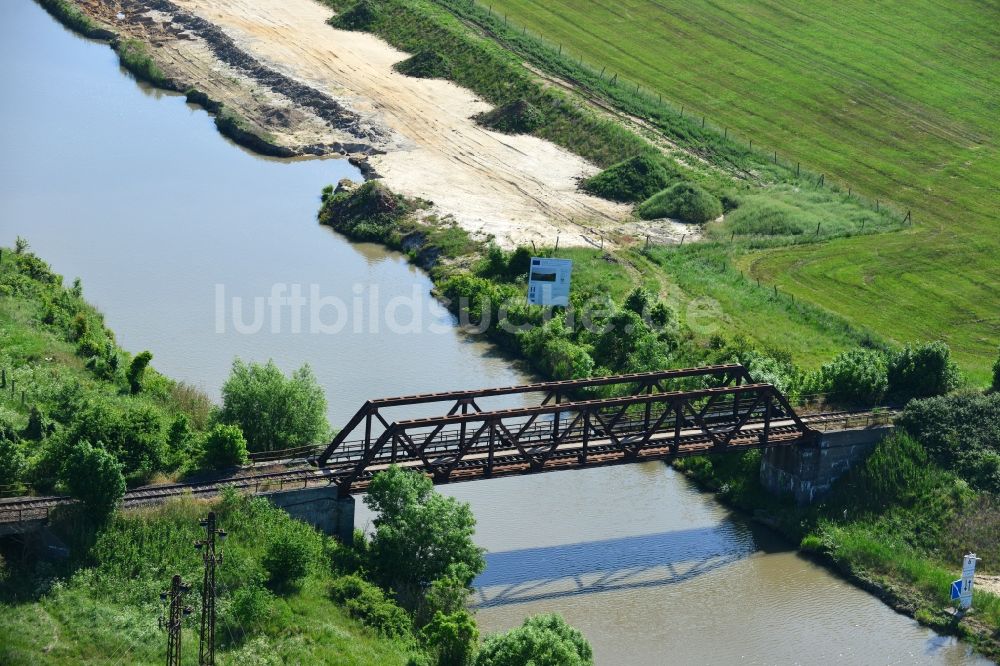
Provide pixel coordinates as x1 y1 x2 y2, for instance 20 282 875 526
76 0 657 248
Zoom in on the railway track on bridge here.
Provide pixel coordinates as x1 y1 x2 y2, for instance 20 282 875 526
0 407 892 532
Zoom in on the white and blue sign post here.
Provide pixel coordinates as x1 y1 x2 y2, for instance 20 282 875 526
951 553 979 610
527 257 572 307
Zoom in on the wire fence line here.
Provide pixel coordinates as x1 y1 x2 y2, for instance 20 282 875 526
463 0 913 226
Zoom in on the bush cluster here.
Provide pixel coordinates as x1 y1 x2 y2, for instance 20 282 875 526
476 614 593 666
898 392 1000 491
804 341 961 408
440 274 681 382
582 154 679 203
395 50 454 79
330 574 413 639
475 99 545 135
262 519 322 591
319 180 414 243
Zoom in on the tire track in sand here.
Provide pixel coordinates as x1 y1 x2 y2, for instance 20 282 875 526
171 0 637 248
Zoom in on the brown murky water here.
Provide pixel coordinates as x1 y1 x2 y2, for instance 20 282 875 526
0 3 990 663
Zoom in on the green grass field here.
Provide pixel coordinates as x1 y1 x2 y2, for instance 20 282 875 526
480 0 1000 382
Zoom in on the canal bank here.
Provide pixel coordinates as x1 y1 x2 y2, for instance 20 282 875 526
1 1 991 663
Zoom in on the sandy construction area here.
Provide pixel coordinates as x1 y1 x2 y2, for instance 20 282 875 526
157 0 643 248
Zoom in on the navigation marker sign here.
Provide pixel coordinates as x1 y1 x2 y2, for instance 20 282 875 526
527 257 572 307
953 552 979 610
951 580 962 601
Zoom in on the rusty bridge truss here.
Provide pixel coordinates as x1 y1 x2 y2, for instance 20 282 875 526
315 364 816 497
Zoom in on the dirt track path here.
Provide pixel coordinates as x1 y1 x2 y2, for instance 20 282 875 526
171 0 633 248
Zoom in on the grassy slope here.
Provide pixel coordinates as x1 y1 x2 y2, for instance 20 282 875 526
0 247 215 490
484 0 1000 381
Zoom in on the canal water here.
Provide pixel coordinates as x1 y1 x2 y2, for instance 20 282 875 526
0 2 989 663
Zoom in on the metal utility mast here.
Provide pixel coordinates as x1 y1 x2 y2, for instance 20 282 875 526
159 574 192 666
196 511 227 665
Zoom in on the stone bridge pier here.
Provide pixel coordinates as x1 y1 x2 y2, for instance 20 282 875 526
262 486 356 543
760 425 894 505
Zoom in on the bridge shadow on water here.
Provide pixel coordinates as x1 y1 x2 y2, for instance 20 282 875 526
472 522 791 608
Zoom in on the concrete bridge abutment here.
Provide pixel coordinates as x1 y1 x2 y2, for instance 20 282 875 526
760 425 894 505
262 486 355 544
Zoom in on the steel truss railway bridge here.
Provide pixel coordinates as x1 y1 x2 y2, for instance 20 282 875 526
0 364 893 537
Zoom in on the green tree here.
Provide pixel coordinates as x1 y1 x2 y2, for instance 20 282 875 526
364 466 485 608
475 614 593 666
218 359 329 452
887 341 961 401
200 423 248 469
127 350 153 394
61 441 126 520
422 610 478 666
